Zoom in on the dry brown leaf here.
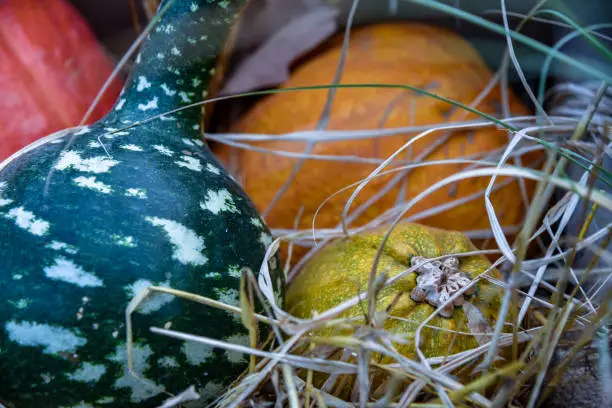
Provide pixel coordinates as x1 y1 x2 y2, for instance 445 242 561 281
232 0 333 53
220 1 339 95
462 301 494 347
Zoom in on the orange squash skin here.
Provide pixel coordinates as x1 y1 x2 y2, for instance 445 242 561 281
216 23 540 254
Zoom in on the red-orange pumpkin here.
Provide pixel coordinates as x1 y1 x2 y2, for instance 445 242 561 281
214 23 542 260
0 0 123 160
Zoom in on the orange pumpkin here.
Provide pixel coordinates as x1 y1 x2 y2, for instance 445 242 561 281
214 23 540 259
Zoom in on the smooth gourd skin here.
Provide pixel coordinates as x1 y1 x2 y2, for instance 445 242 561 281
285 223 504 362
0 1 283 407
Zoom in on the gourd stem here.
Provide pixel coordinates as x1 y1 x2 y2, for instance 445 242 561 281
103 0 244 127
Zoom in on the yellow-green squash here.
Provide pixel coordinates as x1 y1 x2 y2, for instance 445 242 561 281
286 223 507 377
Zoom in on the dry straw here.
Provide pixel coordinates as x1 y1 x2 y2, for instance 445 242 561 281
85 0 612 406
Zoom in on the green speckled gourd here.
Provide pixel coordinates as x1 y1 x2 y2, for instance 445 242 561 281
0 1 284 407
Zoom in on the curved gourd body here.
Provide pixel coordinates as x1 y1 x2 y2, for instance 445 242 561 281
0 1 282 407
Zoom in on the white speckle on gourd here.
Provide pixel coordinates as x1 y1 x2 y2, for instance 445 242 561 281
227 265 241 278
126 279 174 314
115 98 126 111
111 234 137 247
138 96 158 112
175 155 202 172
182 138 196 146
138 97 159 112
192 78 202 87
178 91 192 103
223 334 249 364
74 176 112 194
190 2 199 12
74 127 90 136
214 288 239 307
182 340 214 365
167 66 181 76
215 288 241 322
45 241 78 254
17 298 31 308
44 257 104 288
76 306 85 321
4 207 50 236
145 216 208 266
158 356 179 368
114 131 130 137
187 37 197 45
103 130 129 140
97 397 114 404
204 272 221 278
156 52 165 60
5 320 87 355
200 189 239 215
159 115 176 121
153 145 175 156
0 181 13 207
88 141 102 149
163 24 175 34
171 47 182 56
258 232 273 249
136 76 152 92
120 144 143 152
10 298 31 309
67 362 107 383
108 344 164 403
125 188 147 199
41 372 53 384
250 217 264 229
160 83 177 96
206 163 220 175
12 273 23 280
55 151 119 174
